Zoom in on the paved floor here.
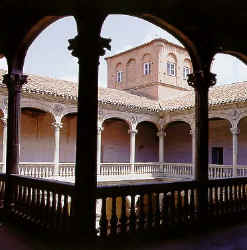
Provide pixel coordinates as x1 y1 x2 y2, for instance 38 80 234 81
1 219 247 250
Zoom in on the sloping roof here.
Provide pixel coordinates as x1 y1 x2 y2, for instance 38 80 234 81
160 82 247 112
1 69 247 113
0 70 159 112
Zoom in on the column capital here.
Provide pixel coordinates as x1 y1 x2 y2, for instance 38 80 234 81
3 73 28 92
52 122 63 129
157 130 166 137
1 117 7 127
68 35 111 60
97 126 104 134
231 127 240 135
128 129 138 135
187 71 216 90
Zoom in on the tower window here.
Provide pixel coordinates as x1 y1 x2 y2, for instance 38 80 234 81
183 66 190 80
143 62 151 75
116 71 123 83
167 62 176 76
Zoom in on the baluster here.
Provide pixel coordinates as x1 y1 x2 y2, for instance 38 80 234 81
154 193 160 228
190 188 196 221
138 194 145 231
170 191 176 223
110 196 118 236
183 189 189 224
129 194 136 232
40 189 46 226
161 192 170 226
45 190 51 229
62 194 69 232
36 188 41 224
56 194 62 231
120 195 127 233
177 190 183 223
147 193 153 229
229 184 233 213
30 187 36 222
99 197 108 237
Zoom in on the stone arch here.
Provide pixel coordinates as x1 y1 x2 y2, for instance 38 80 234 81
136 118 159 130
102 113 131 129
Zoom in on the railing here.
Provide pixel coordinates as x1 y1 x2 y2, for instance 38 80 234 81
59 163 75 177
18 162 54 178
96 180 199 237
237 165 247 177
134 162 161 175
99 163 131 176
10 174 74 233
3 162 247 180
208 164 233 179
162 163 193 177
208 177 247 217
0 173 6 207
3 174 247 238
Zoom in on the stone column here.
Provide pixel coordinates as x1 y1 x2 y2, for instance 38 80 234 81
3 73 27 207
68 15 111 236
129 129 137 174
97 125 103 175
1 117 7 173
188 70 216 217
231 126 240 177
157 130 165 172
190 128 196 179
53 122 62 176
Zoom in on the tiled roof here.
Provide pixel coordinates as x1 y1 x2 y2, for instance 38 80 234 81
160 82 247 111
1 69 247 112
0 70 159 112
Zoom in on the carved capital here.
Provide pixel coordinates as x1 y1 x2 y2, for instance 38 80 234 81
52 122 63 129
187 71 216 90
97 125 104 134
128 129 138 135
157 129 166 137
1 117 7 127
3 73 28 92
68 35 111 59
231 127 240 136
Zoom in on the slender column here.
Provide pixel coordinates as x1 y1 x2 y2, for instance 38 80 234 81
1 117 7 173
190 128 196 179
231 126 240 177
3 73 27 207
52 122 62 176
97 125 103 175
157 130 165 173
68 15 111 236
129 129 137 174
188 70 216 217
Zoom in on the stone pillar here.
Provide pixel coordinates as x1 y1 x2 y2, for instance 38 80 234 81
190 128 196 179
188 70 216 217
1 117 7 173
157 130 165 172
97 125 103 175
53 122 62 176
3 73 27 207
231 126 240 177
129 129 137 174
68 15 111 236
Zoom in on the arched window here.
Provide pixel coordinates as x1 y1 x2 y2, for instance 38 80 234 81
167 53 177 76
183 59 192 80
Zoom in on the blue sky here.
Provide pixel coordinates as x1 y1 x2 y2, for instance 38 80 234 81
0 15 246 87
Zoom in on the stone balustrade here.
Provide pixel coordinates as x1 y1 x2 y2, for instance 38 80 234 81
1 162 247 180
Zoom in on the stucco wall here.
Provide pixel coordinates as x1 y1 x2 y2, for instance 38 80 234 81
238 117 247 165
102 119 130 163
208 119 232 165
60 114 77 163
164 122 192 163
136 122 158 162
20 109 54 162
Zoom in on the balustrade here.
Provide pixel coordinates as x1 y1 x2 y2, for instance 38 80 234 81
208 164 233 179
0 173 6 207
10 174 74 232
59 163 75 177
18 163 54 178
99 163 131 176
162 163 193 177
134 163 161 175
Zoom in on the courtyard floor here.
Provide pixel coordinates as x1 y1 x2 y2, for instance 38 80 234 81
1 216 247 250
